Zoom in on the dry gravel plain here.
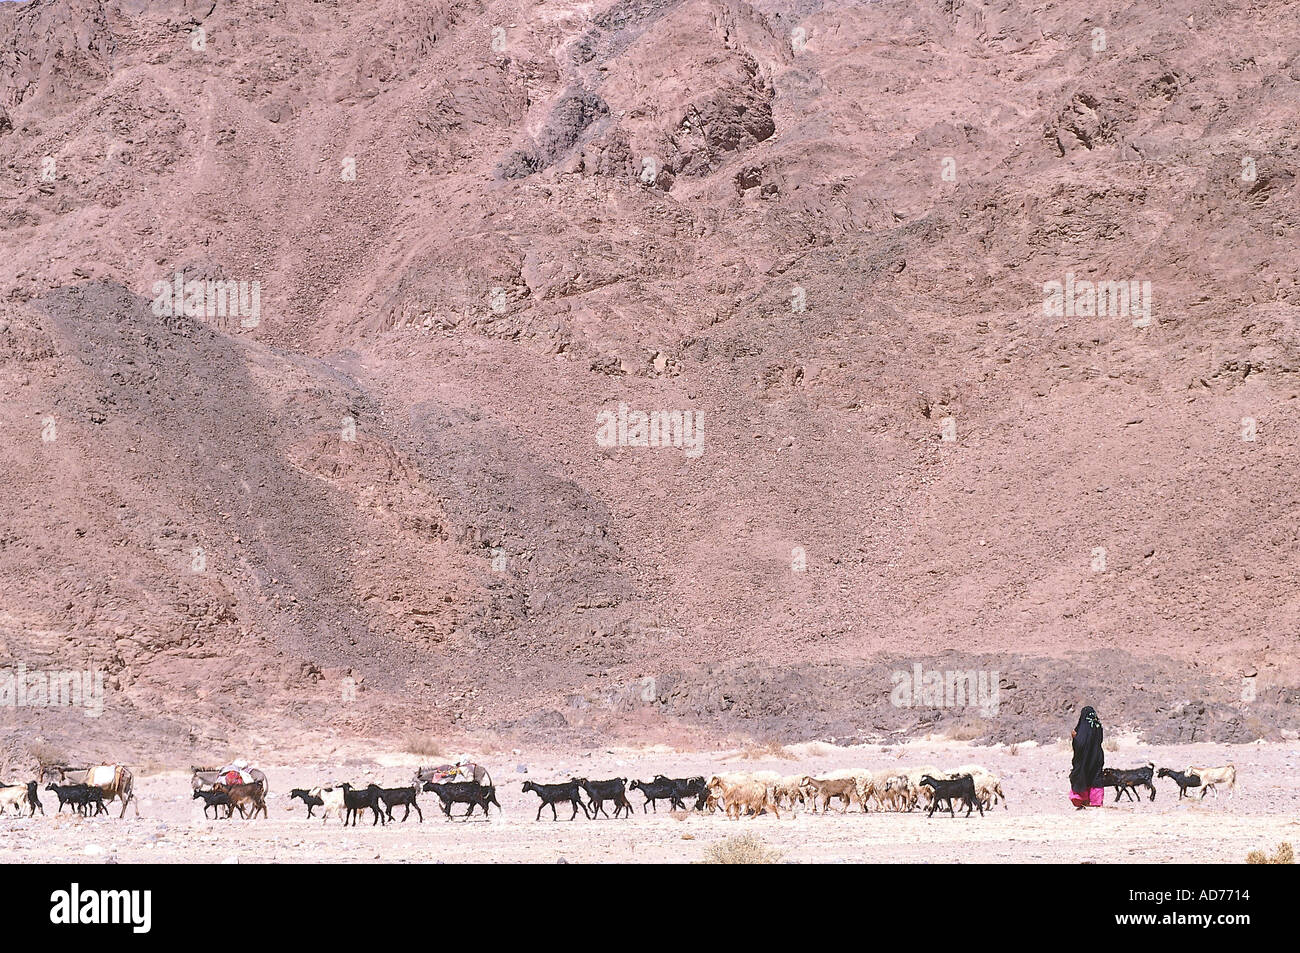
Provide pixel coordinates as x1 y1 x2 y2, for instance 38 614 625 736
3 739 1297 864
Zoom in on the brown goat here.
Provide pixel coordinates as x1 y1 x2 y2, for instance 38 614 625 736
216 780 267 819
800 775 860 814
706 776 781 820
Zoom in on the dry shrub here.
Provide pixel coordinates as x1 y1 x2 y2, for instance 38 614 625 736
1243 717 1268 741
1246 842 1294 864
1008 744 1020 757
740 739 794 760
403 735 443 758
946 719 985 741
1104 739 1119 753
699 834 783 865
29 743 67 767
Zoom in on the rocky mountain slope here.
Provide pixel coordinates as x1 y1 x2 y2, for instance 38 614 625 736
1 0 1298 762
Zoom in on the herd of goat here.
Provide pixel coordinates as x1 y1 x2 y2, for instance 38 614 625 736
0 760 1238 823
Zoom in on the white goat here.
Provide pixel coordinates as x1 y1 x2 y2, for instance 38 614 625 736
1185 764 1236 798
308 785 348 823
0 785 31 816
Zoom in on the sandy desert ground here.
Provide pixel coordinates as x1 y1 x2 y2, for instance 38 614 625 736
3 739 1296 864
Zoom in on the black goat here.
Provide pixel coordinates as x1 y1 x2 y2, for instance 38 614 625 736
628 777 682 812
657 775 708 811
289 788 324 818
573 778 633 819
1100 764 1156 802
45 783 107 817
422 781 501 819
26 781 44 816
1156 767 1202 800
192 787 234 819
522 780 589 821
339 783 387 826
79 788 107 817
377 784 423 822
918 774 984 818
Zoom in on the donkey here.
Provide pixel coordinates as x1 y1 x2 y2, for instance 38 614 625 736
39 763 137 817
416 762 492 788
192 765 269 795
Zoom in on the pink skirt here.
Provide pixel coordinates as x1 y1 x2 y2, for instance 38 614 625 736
1069 787 1104 807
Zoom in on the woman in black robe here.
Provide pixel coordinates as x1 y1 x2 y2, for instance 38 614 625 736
1069 705 1105 808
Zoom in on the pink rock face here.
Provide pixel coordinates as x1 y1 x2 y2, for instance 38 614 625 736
0 0 1296 757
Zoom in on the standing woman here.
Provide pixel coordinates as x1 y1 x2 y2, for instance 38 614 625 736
1069 706 1106 808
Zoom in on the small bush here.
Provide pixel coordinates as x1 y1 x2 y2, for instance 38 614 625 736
29 743 67 767
946 719 984 741
1104 739 1119 753
699 834 783 865
1246 842 1294 864
740 740 794 760
403 735 443 758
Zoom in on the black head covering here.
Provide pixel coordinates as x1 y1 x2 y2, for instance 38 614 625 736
1070 705 1105 794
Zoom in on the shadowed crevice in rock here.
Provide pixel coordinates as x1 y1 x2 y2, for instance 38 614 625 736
498 88 611 179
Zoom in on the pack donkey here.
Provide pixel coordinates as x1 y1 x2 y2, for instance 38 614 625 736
39 763 137 817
